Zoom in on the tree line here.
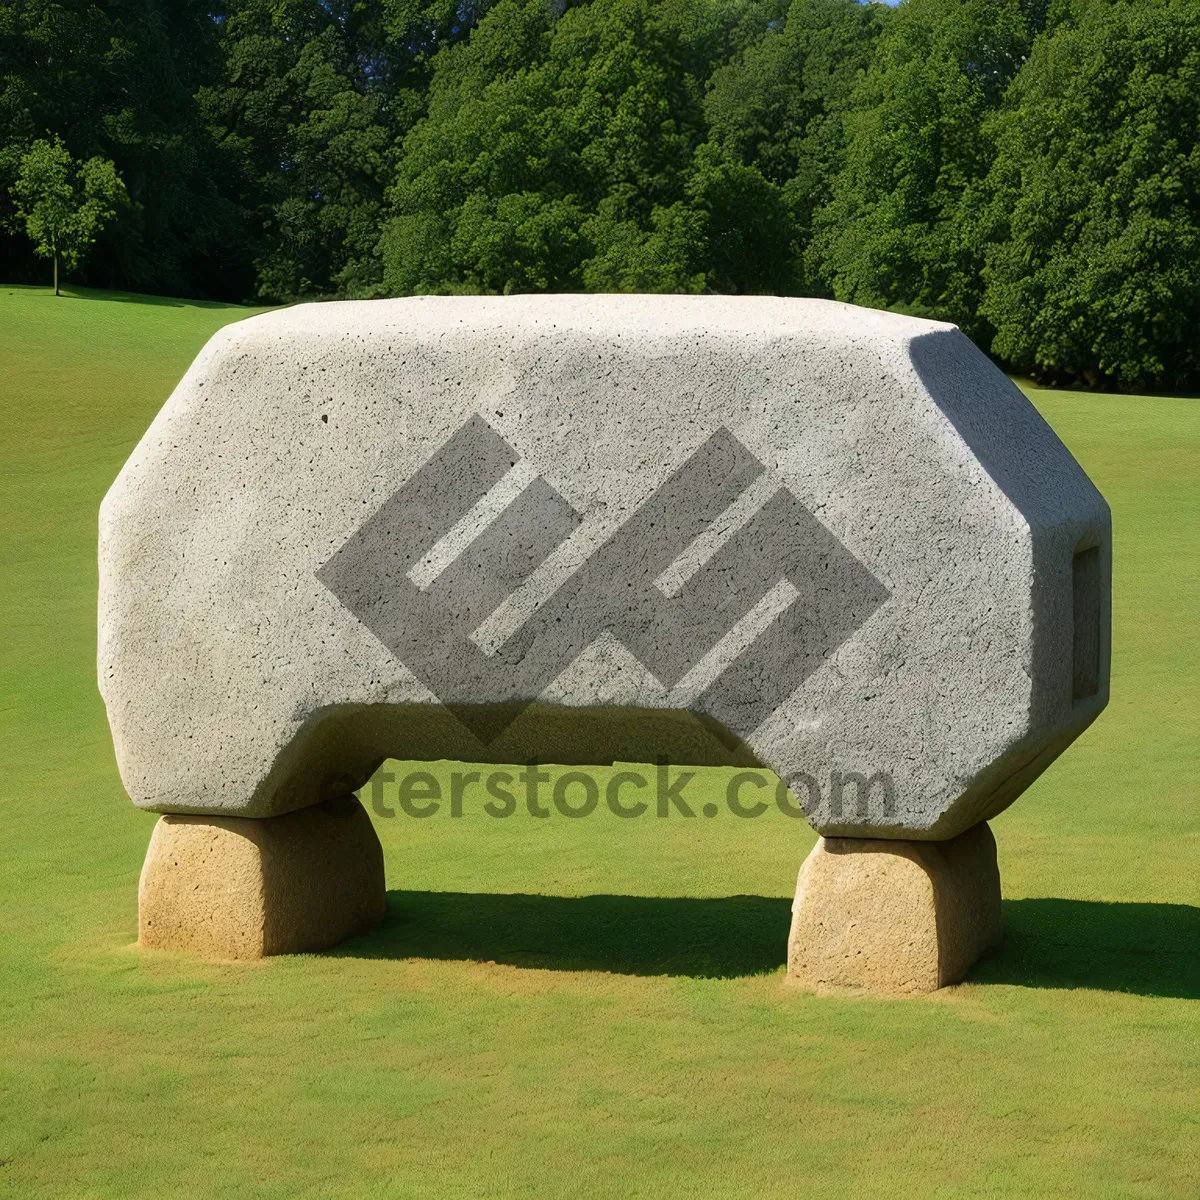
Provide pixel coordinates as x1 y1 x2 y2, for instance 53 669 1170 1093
2 0 1197 390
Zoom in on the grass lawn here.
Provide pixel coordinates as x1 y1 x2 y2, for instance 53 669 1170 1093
1 283 1197 1198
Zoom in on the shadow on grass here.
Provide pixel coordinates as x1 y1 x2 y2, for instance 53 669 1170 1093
970 898 1200 1000
330 890 792 979
330 893 1199 996
2 282 260 310
77 288 268 310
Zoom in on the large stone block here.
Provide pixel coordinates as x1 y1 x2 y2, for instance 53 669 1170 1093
138 796 385 959
99 296 1109 838
787 821 1003 994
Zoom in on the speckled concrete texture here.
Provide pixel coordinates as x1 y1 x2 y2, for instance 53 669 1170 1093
99 295 1110 838
786 821 1003 994
138 796 384 958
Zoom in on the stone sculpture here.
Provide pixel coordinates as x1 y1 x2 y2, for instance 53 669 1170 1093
100 295 1110 987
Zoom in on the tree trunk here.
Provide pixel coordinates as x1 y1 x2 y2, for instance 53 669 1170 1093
53 252 58 297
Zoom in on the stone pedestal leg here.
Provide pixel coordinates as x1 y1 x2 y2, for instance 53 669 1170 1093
787 821 1002 995
138 796 385 959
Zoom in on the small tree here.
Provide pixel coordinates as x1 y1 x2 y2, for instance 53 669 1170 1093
9 138 127 295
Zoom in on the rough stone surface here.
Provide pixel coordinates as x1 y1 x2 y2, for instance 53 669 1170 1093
99 295 1110 837
787 821 1003 994
138 797 385 958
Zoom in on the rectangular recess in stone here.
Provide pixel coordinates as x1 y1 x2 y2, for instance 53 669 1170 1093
1072 544 1101 702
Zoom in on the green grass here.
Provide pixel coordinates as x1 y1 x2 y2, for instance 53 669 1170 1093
1 282 1197 1198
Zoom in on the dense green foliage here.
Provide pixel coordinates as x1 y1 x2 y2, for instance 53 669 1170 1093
980 0 1200 388
2 0 1197 388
